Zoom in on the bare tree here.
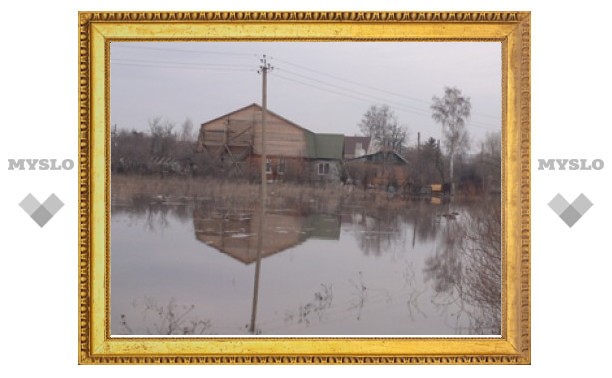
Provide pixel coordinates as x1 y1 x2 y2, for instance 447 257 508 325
481 131 502 192
483 131 501 163
431 87 471 195
111 127 151 173
359 104 408 152
418 137 445 186
149 117 176 157
179 117 195 142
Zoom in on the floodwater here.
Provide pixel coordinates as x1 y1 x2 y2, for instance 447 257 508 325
111 196 501 336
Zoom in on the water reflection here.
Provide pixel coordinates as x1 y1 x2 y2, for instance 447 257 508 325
193 206 340 264
424 201 502 334
111 196 501 336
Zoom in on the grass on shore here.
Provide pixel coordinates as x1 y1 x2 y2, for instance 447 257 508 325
110 174 486 213
111 174 392 212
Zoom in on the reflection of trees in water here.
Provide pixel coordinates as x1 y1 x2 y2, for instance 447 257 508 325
348 202 441 256
352 208 403 256
112 195 195 232
402 262 428 321
409 202 443 244
113 195 449 258
112 195 500 334
423 199 501 334
118 296 213 335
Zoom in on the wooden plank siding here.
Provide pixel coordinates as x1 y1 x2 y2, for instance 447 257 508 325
199 103 309 159
345 150 411 189
252 118 309 158
198 104 346 183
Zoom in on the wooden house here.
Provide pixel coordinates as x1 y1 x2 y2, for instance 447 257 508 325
345 150 411 189
197 103 344 182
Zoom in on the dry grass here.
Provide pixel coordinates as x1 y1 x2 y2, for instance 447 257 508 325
111 174 438 213
112 175 257 201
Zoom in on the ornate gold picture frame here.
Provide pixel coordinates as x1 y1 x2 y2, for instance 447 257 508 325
78 11 530 364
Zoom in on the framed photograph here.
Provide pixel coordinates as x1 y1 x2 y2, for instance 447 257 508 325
79 11 530 364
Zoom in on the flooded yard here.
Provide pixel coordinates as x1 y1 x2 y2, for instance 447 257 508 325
111 195 501 336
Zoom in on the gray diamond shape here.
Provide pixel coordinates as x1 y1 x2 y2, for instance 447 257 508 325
559 205 582 228
19 193 41 216
30 205 53 227
42 193 64 215
548 193 570 216
571 193 593 215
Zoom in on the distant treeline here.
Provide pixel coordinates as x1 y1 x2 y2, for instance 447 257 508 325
111 122 501 195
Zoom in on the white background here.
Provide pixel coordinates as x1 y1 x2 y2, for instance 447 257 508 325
1 0 611 375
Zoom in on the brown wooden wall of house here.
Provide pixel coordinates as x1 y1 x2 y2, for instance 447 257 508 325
346 161 410 188
199 105 309 159
369 165 410 187
249 155 311 182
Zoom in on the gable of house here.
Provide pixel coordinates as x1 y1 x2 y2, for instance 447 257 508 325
199 103 311 159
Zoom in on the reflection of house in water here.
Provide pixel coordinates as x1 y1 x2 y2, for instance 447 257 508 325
193 209 340 264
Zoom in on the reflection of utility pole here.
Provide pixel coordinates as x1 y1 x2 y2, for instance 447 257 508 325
250 55 273 335
412 214 417 248
249 206 264 334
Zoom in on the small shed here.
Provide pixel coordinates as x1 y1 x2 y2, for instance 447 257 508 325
345 150 411 189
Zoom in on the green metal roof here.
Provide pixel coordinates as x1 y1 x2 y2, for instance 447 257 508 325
305 133 344 159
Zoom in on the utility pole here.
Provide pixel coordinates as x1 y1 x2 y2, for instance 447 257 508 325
259 55 273 200
250 54 273 335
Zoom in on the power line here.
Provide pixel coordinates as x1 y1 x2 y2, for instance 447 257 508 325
272 71 498 130
278 68 432 116
110 47 500 130
111 44 258 58
112 62 255 72
112 58 253 69
112 46 500 121
271 55 500 120
273 72 429 117
271 56 430 105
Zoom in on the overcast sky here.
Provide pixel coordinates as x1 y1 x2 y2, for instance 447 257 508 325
110 41 501 151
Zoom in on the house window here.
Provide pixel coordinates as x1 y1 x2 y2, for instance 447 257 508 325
318 162 330 175
356 142 362 151
278 158 286 175
266 159 272 174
